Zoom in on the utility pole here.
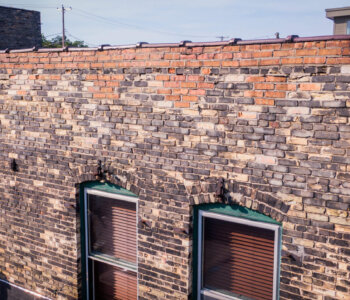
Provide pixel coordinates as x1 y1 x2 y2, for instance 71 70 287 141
216 36 229 41
58 5 72 48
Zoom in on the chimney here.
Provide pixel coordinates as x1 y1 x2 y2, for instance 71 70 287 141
326 6 350 35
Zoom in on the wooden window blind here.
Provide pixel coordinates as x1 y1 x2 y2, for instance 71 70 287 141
201 216 276 300
90 260 137 300
86 191 137 300
88 194 137 264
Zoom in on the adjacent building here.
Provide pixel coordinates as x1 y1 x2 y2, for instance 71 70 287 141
326 6 350 35
0 6 42 50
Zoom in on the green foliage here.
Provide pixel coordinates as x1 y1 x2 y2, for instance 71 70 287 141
41 34 88 48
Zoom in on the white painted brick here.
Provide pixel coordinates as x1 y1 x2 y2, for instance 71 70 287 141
341 65 350 74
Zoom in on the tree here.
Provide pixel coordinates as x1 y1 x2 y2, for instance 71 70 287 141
41 34 88 48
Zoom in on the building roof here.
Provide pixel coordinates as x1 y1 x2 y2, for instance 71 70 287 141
326 6 350 20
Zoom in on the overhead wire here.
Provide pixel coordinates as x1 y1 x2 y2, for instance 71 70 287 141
44 32 62 38
0 3 224 43
0 3 56 9
65 30 99 47
72 7 217 39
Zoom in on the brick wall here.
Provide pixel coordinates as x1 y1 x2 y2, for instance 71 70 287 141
0 37 350 299
0 6 41 50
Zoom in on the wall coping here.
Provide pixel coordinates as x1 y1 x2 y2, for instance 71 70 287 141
1 34 350 54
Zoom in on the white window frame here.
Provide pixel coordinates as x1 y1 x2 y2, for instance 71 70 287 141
197 210 281 300
84 188 138 300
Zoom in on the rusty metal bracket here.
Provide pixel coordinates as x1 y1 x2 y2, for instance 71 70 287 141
141 218 152 228
285 35 299 43
216 178 225 198
136 42 149 48
228 38 242 45
10 159 18 172
179 40 192 47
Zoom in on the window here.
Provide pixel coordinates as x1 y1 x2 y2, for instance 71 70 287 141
195 206 281 300
347 20 350 34
82 183 138 300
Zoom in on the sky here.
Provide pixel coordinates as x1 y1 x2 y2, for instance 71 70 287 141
0 0 349 46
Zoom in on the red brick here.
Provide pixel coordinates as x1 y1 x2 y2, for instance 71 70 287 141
203 60 221 67
259 58 280 66
156 75 170 81
240 59 259 66
327 57 350 64
273 50 294 57
180 54 196 60
343 48 350 55
265 91 286 98
300 83 321 91
93 93 106 98
170 61 186 67
157 89 171 94
174 101 190 108
246 76 266 83
270 121 280 128
261 44 281 50
243 44 261 51
252 51 273 58
281 57 303 64
296 49 318 56
172 88 188 95
214 52 233 59
319 48 342 56
189 89 205 96
234 52 253 59
222 60 239 67
181 82 196 88
303 57 326 64
198 53 215 60
187 75 204 82
201 68 211 75
166 95 180 101
255 83 274 90
106 81 120 87
186 61 202 67
198 82 214 89
265 76 286 82
171 75 186 81
182 96 198 102
275 84 297 91
164 82 180 88
164 53 180 60
255 98 275 105
244 90 264 97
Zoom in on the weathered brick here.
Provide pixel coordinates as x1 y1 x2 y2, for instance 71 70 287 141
0 37 349 300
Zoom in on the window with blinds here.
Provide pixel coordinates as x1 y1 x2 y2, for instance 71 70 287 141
84 188 137 300
197 211 281 300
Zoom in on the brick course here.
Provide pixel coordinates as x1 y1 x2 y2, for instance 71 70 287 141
0 37 349 299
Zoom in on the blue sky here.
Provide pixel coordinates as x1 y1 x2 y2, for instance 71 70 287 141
1 0 349 46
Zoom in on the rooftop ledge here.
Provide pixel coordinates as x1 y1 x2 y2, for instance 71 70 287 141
1 34 350 54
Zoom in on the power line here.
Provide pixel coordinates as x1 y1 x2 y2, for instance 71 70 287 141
1 3 220 42
65 31 99 47
44 32 61 38
72 7 216 39
0 3 56 8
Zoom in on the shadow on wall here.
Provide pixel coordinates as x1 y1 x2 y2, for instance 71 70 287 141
0 272 10 300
